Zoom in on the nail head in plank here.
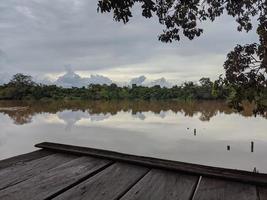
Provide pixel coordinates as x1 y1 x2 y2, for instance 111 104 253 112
0 153 77 190
35 142 267 186
0 150 53 170
0 156 111 200
54 162 149 200
120 169 199 200
193 177 258 200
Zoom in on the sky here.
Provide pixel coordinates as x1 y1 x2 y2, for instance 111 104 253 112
0 0 258 84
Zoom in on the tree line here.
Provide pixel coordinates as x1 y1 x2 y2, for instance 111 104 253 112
0 73 266 112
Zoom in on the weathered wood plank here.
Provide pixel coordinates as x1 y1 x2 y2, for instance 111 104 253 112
0 153 76 190
258 187 267 200
120 169 199 200
0 156 112 200
0 150 53 170
54 162 149 200
35 142 267 186
193 177 258 200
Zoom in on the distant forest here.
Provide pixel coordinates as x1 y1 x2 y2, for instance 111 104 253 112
0 73 266 111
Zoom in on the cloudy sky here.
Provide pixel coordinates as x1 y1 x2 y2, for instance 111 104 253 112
0 0 258 84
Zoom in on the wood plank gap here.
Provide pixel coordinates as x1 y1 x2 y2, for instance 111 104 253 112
0 153 77 191
190 176 202 200
0 178 29 191
117 169 152 200
45 161 115 200
257 187 261 200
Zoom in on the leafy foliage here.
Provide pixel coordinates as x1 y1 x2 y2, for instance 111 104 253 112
97 0 267 105
97 0 263 42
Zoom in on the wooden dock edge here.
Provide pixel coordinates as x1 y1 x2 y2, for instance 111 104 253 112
35 142 267 186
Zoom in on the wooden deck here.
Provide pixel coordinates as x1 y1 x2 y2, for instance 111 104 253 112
0 142 266 200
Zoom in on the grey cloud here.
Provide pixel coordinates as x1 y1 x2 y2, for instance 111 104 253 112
0 0 259 82
0 72 11 84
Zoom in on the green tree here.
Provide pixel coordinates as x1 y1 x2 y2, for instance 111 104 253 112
198 77 213 99
3 73 36 100
97 0 267 107
9 73 35 87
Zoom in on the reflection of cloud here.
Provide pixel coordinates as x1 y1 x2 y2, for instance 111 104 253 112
158 111 167 119
89 113 111 122
43 115 65 124
57 110 89 131
132 112 146 120
57 110 111 131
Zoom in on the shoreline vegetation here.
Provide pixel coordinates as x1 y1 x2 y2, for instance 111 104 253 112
0 73 266 112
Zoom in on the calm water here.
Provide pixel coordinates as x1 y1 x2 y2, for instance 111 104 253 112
0 100 266 173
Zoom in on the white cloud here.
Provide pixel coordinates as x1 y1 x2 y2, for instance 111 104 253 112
37 67 178 88
129 75 146 86
55 67 113 88
144 77 172 88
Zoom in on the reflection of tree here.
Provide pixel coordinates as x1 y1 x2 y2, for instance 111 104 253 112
57 110 87 131
198 102 220 121
0 100 266 125
1 110 32 125
199 111 216 121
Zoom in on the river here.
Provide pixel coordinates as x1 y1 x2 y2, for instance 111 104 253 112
0 100 266 173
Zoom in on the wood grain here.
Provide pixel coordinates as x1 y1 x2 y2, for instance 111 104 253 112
120 169 199 200
0 150 52 170
0 153 76 190
193 177 258 200
54 162 149 200
0 156 111 200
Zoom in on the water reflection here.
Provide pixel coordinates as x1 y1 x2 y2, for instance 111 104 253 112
0 100 266 125
57 110 111 131
0 100 266 173
132 112 146 120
